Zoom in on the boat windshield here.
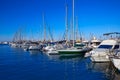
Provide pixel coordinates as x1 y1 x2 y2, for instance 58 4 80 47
98 45 113 49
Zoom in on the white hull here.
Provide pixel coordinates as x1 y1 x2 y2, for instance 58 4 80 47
46 47 58 55
44 46 51 51
90 56 110 62
11 44 17 47
58 49 84 52
90 50 110 62
84 52 91 57
47 50 58 55
11 43 22 48
29 46 41 50
112 58 120 71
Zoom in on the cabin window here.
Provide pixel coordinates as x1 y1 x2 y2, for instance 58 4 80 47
114 45 119 49
98 45 112 49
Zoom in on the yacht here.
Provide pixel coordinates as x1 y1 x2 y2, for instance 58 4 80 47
28 42 42 51
46 48 59 55
22 42 31 50
29 45 41 50
10 42 22 48
90 39 119 62
91 37 101 48
45 43 65 55
43 42 55 51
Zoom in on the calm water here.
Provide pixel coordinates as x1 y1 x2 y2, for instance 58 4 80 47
0 45 120 80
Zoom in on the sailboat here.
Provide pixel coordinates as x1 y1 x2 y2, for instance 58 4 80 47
58 0 89 56
11 28 23 48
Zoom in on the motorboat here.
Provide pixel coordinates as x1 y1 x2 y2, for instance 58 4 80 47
28 42 42 51
90 36 101 48
90 39 119 62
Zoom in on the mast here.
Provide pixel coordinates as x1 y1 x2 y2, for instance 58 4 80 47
43 13 46 42
75 16 77 41
72 0 75 47
65 5 68 44
48 25 54 42
40 25 42 41
70 19 72 41
75 16 79 41
31 29 34 41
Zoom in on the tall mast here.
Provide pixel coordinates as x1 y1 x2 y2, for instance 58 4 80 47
72 0 75 47
65 5 68 44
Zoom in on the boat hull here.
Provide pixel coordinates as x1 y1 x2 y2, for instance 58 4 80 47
90 56 110 62
47 51 59 55
28 46 41 51
58 49 87 56
112 58 120 71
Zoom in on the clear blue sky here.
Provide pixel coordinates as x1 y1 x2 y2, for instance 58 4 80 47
0 0 120 41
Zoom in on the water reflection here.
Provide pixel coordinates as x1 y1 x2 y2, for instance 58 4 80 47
44 52 85 61
22 50 120 80
87 62 120 80
29 50 42 56
112 71 120 80
87 62 110 72
45 53 60 60
1 45 120 80
11 47 24 53
59 54 84 61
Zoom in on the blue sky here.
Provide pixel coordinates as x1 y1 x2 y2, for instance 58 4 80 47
0 0 120 41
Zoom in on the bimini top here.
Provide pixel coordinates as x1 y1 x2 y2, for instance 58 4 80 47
100 39 118 45
103 32 120 36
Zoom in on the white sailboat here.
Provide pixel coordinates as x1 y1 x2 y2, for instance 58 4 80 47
58 0 89 56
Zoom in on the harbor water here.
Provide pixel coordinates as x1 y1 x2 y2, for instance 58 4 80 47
0 44 120 80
